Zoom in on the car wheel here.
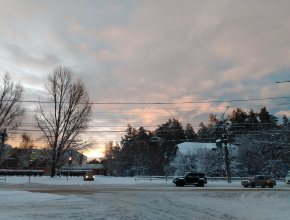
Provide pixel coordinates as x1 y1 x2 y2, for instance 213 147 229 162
262 186 265 188
244 186 248 188
199 182 204 187
251 182 255 188
179 181 185 187
269 183 273 188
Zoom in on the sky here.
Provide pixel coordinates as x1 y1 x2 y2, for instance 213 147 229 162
0 0 290 158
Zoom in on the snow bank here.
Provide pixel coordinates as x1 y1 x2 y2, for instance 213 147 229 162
0 190 85 203
0 175 287 188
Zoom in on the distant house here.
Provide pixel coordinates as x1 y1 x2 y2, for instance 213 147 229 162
3 144 12 149
174 142 217 158
174 142 238 158
0 148 88 175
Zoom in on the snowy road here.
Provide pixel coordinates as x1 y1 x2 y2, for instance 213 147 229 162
1 177 289 220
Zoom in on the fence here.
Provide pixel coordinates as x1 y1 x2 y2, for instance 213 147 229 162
134 176 242 182
135 176 175 182
135 176 285 182
0 176 6 182
57 169 92 177
0 169 44 177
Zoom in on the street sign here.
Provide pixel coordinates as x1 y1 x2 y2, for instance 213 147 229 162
31 152 35 160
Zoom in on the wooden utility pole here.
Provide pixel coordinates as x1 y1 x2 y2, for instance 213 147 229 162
223 131 231 183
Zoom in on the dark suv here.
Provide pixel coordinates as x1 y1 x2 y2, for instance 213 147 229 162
173 172 207 187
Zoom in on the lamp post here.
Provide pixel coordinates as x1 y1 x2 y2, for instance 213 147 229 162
0 128 8 166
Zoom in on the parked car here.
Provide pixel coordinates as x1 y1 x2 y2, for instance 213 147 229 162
83 172 94 181
285 171 290 184
241 175 276 188
173 172 207 187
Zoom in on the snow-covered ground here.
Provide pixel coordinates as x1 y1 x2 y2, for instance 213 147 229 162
1 176 289 220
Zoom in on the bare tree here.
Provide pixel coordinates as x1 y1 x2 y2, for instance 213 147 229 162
0 72 25 132
19 132 35 149
35 67 92 177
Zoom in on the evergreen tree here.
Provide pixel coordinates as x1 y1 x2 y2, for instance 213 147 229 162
229 108 248 134
245 108 259 130
207 114 224 142
120 124 139 174
258 107 278 129
185 123 197 141
154 118 186 174
197 122 210 142
171 118 186 140
102 141 123 176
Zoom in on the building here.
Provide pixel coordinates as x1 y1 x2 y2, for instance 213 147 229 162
0 148 88 175
61 163 106 175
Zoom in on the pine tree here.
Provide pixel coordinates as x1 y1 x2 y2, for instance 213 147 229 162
185 123 197 141
154 118 186 174
245 108 259 130
197 122 210 142
228 108 248 133
207 114 224 142
258 107 278 129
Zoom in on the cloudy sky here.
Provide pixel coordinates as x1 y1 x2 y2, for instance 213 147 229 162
1 0 290 158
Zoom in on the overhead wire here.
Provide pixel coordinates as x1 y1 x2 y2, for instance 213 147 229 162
4 96 290 104
5 96 290 147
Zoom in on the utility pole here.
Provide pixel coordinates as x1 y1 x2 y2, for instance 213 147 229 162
222 130 231 183
219 107 231 183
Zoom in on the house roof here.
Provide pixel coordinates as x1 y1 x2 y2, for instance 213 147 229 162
176 142 217 155
175 142 238 156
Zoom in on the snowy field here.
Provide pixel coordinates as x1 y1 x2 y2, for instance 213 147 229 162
1 176 289 220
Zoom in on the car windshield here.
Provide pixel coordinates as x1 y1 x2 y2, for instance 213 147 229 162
249 176 256 179
286 173 290 177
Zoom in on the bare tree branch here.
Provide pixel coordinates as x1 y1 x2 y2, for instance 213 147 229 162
35 67 92 177
0 72 25 135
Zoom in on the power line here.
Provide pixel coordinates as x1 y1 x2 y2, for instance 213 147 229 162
276 80 290 83
4 96 290 104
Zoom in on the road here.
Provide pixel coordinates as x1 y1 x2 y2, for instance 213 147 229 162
1 183 290 220
1 183 290 194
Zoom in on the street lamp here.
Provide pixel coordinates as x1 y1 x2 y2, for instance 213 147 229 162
0 128 8 165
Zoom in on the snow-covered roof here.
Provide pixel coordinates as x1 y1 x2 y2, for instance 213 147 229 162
175 142 239 157
175 142 217 156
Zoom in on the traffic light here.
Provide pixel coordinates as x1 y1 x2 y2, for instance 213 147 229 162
68 157 72 164
29 160 33 167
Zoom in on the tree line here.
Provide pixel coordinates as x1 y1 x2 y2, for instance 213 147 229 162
102 108 290 177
